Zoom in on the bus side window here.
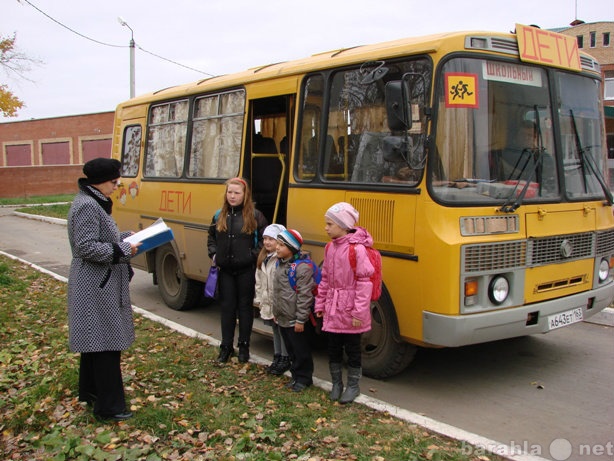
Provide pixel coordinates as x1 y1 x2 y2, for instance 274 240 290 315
145 100 189 178
188 90 245 179
351 132 389 183
121 125 142 177
338 134 360 177
297 74 324 181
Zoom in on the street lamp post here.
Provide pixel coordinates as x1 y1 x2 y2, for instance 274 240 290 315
117 17 135 99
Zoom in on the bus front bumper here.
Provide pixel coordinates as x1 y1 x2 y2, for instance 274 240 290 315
422 282 614 347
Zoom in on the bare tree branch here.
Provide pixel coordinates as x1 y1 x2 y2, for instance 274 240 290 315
1 32 43 84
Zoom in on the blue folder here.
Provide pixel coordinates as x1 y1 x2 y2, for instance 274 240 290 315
133 228 174 255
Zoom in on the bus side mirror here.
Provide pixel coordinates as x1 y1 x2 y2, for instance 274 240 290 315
385 81 411 132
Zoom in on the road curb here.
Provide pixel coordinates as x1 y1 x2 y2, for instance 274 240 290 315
12 210 68 226
0 248 551 461
585 306 614 326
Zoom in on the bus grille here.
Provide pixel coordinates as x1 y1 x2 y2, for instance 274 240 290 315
596 229 614 255
528 233 594 266
463 240 526 272
490 37 519 54
463 230 610 273
580 55 600 72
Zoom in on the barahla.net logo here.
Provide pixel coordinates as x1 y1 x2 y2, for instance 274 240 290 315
460 438 614 460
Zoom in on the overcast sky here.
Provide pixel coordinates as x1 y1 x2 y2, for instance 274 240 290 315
2 0 612 122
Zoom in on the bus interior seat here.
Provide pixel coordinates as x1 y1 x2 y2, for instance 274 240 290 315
252 133 281 223
279 136 288 154
253 133 278 153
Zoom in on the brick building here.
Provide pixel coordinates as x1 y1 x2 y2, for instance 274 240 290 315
0 111 114 166
556 20 613 107
0 111 114 197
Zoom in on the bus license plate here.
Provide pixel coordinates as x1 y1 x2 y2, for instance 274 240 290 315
548 308 583 330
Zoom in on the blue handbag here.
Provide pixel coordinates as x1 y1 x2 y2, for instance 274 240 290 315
204 266 219 298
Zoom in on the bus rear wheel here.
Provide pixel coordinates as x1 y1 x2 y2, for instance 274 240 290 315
154 245 201 311
361 287 417 379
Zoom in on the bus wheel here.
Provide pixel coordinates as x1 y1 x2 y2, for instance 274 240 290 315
361 287 416 379
154 245 201 311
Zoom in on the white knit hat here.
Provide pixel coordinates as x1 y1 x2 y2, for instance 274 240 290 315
263 223 286 239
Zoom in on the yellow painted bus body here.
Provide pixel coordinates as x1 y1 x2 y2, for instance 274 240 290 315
111 26 614 377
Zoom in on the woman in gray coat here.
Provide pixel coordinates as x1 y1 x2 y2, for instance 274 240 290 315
67 157 140 421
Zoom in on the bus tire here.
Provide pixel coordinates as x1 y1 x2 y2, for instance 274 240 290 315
154 244 201 311
361 286 417 379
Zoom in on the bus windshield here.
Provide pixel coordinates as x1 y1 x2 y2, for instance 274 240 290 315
557 72 608 201
430 57 607 206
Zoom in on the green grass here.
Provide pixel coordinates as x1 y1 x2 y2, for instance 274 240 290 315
0 255 502 461
0 193 75 220
14 203 71 219
0 194 74 206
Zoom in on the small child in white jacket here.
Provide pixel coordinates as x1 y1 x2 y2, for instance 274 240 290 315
253 224 290 375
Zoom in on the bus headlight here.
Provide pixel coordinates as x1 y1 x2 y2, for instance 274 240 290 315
598 258 610 283
488 275 509 305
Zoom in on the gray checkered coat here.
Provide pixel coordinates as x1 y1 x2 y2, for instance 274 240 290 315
67 187 135 353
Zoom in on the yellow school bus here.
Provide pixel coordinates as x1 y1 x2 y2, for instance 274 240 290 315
112 24 614 378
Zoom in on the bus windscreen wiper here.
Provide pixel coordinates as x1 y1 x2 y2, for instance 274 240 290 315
569 109 613 205
499 106 545 213
498 153 541 212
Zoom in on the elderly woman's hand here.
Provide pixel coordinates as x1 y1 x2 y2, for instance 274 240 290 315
130 242 142 256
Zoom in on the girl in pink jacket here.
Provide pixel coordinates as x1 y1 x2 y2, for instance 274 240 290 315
314 202 374 404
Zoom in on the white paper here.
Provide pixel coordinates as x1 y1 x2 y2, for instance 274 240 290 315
123 218 169 245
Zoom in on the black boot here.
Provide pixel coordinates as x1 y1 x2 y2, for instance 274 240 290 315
270 356 291 375
267 354 281 373
339 366 361 404
216 345 234 363
238 341 250 363
329 362 343 401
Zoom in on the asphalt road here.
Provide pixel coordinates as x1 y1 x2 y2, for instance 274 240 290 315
1 207 613 461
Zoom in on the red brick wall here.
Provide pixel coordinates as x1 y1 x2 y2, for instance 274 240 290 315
0 111 115 197
0 111 114 166
0 165 83 198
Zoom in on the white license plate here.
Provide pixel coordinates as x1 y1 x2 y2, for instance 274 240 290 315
548 307 584 330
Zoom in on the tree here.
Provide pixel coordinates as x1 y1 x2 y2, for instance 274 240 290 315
0 84 23 118
1 33 40 117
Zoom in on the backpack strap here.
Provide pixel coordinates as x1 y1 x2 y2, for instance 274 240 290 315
288 256 309 292
287 256 321 291
348 243 358 275
287 255 321 328
288 261 299 292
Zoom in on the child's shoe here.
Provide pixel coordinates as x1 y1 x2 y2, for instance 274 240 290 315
267 354 281 373
270 356 291 375
339 367 361 404
291 382 310 392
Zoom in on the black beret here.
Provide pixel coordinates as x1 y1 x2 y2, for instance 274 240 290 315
83 158 122 185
